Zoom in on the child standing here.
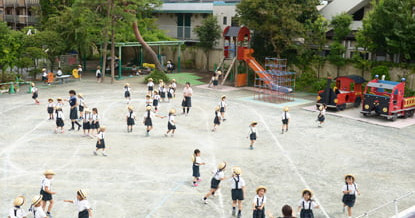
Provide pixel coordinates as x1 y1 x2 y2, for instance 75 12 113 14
82 108 92 136
317 104 326 127
124 83 131 104
31 83 39 104
219 95 227 121
171 79 177 98
159 81 166 102
182 82 193 115
212 106 221 132
164 109 176 137
55 107 64 134
40 170 56 217
8 196 27 218
253 186 267 218
248 122 258 150
342 174 360 218
145 94 152 107
126 105 136 133
281 107 290 134
153 91 160 112
297 189 319 218
64 189 92 218
90 108 100 136
192 149 205 187
230 167 245 218
147 78 154 96
55 98 64 109
167 85 174 102
94 126 108 156
47 99 54 120
143 106 162 137
68 90 81 131
203 161 227 204
29 195 47 218
77 93 86 120
77 65 83 81
96 66 102 83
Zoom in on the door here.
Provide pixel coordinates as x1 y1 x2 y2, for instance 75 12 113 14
184 14 191 39
177 14 183 39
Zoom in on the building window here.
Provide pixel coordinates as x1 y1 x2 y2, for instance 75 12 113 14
223 16 227 25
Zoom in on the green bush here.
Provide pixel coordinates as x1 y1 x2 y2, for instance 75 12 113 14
296 70 327 93
0 71 18 83
144 70 170 84
371 65 390 80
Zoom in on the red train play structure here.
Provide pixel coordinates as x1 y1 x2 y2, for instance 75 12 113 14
316 75 366 110
360 76 415 120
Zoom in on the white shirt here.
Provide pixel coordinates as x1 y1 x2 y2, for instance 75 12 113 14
42 71 47 77
147 82 154 87
55 102 64 108
153 95 160 101
145 99 152 106
230 176 245 189
124 87 131 92
194 156 202 165
75 199 91 212
172 82 177 89
183 87 193 97
213 170 225 180
32 87 38 93
298 198 318 209
219 100 226 108
92 114 99 121
79 98 85 107
282 111 291 120
8 207 27 218
56 110 64 119
253 195 266 206
127 111 136 119
96 69 101 76
31 206 46 218
56 70 63 76
319 109 326 116
169 88 174 95
342 183 358 195
144 111 154 119
41 178 52 191
47 103 54 108
84 113 91 122
249 126 257 136
168 114 175 125
78 67 83 72
97 131 104 140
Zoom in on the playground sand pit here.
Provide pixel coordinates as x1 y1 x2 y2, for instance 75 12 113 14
1 76 414 218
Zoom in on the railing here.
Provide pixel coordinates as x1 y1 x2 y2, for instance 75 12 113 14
3 15 37 24
5 14 15 22
157 24 198 40
355 191 415 218
4 0 39 6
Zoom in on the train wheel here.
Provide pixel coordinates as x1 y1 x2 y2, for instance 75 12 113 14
338 104 346 111
410 110 415 117
391 114 398 121
404 111 411 118
354 97 361 108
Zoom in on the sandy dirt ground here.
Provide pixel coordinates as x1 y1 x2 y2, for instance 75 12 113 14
0 76 414 218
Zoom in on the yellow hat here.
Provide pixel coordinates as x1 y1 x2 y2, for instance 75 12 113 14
215 106 220 111
169 108 176 114
217 161 227 170
159 79 163 82
31 82 35 87
146 106 152 111
125 83 130 86
221 95 226 99
319 105 323 110
78 65 82 67
256 186 267 193
57 97 62 101
43 169 55 175
302 189 313 197
148 78 153 81
146 94 151 98
13 196 25 206
78 93 84 98
251 121 258 125
172 79 176 82
77 189 88 199
31 195 42 205
128 105 134 110
99 126 107 131
232 167 242 175
345 174 355 181
84 108 91 113
217 70 222 75
284 106 289 112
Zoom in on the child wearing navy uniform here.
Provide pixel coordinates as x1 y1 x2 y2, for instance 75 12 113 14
47 99 54 120
192 149 205 187
252 186 267 218
83 108 92 136
153 91 160 112
68 90 81 131
31 83 39 104
167 85 174 102
342 174 360 218
248 122 258 150
203 161 227 204
126 105 136 133
219 95 227 121
55 107 64 134
230 167 245 218
94 126 107 156
124 83 131 104
147 78 154 96
90 108 100 136
40 170 56 217
171 79 177 97
182 82 192 115
297 189 319 218
164 109 176 137
77 93 86 120
64 189 92 218
281 107 290 134
317 104 326 127
212 106 221 132
8 196 27 218
145 95 152 107
143 106 162 137
159 80 166 102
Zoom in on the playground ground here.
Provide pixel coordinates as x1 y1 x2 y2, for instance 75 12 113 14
0 75 414 218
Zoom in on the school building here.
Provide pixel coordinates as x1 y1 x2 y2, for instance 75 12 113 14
0 0 39 30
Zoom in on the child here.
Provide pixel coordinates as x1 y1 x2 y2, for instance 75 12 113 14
55 107 64 134
171 79 177 98
182 82 192 115
132 65 138 76
212 106 221 132
248 122 258 150
317 104 326 127
219 95 227 121
230 167 245 218
64 189 92 218
281 107 290 134
145 95 152 107
82 108 92 136
29 195 47 218
124 83 131 104
153 91 160 112
90 108 100 136
126 105 136 133
160 84 167 102
164 109 176 137
68 90 81 131
192 149 205 187
143 106 162 137
342 174 360 218
40 170 56 217
8 196 27 218
55 98 64 109
253 186 267 218
31 83 39 104
41 68 47 83
96 66 102 83
203 161 227 204
297 189 319 218
78 93 86 120
47 99 54 120
94 126 108 156
77 65 83 81
167 85 174 102
147 78 154 96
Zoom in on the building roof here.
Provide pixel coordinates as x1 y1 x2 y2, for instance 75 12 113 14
320 0 370 20
154 2 213 13
224 26 241 37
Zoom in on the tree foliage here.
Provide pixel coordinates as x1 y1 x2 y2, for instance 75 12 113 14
327 13 352 76
194 15 221 71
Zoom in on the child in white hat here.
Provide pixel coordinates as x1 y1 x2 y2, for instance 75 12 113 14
248 122 258 150
64 189 92 218
230 167 245 218
143 106 163 137
191 149 205 187
317 104 326 127
8 196 27 218
203 161 227 204
252 186 267 218
126 105 136 133
47 99 54 120
29 195 47 218
164 109 177 137
94 126 108 156
153 91 161 112
212 106 221 132
219 95 227 121
77 64 83 81
55 107 64 134
31 83 39 104
147 78 154 96
281 107 290 134
40 170 56 217
297 189 319 218
342 174 360 218
124 83 131 104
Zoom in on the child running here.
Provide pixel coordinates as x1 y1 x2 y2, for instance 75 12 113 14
94 126 108 156
164 109 176 137
145 94 152 107
297 189 319 218
126 105 136 133
212 106 221 132
64 189 92 218
159 80 166 102
219 95 227 121
248 121 258 150
124 83 131 104
29 195 47 218
317 104 326 127
342 174 360 218
153 91 160 112
40 170 56 218
55 107 64 134
203 161 227 204
90 108 100 136
8 195 27 218
147 78 154 96
192 149 205 187
31 83 39 104
68 90 81 131
230 167 245 218
143 105 162 137
281 106 290 134
47 99 54 120
82 108 92 136
253 186 267 218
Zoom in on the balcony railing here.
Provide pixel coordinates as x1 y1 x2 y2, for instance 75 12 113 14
157 24 198 40
4 0 39 7
4 15 37 24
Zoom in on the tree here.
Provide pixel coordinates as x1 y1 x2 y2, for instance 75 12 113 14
38 0 75 25
32 30 66 72
308 15 329 78
0 22 21 82
194 15 222 71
